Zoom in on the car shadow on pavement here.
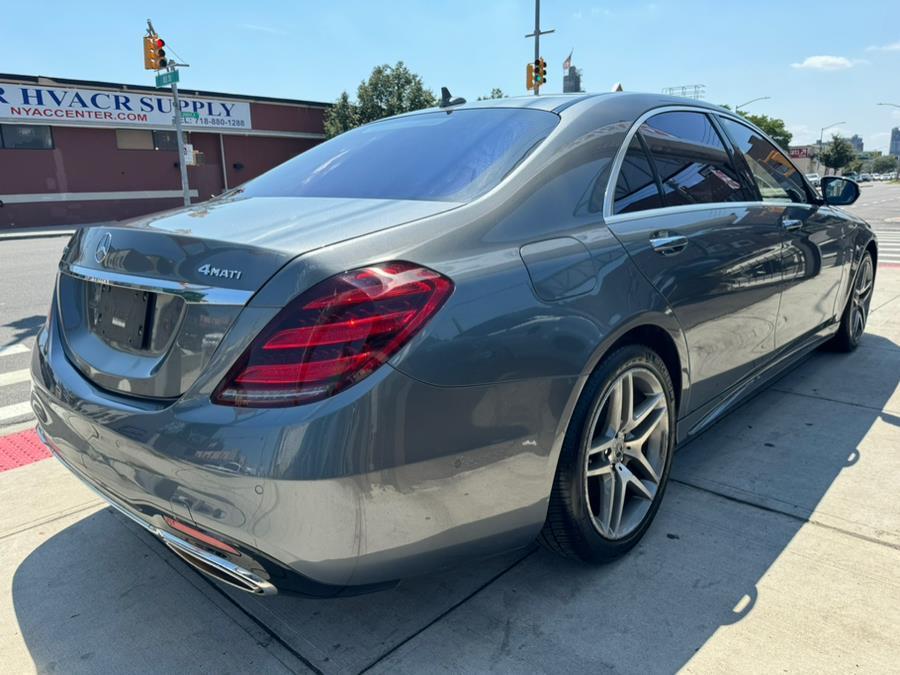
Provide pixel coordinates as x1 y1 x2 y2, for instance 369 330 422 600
1 314 45 350
12 334 900 674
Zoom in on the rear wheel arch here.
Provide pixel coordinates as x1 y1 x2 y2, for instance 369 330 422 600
604 324 685 418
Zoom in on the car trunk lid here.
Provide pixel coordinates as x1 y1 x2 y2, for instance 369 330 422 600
55 196 457 399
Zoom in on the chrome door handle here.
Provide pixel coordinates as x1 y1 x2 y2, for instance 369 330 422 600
649 234 688 255
782 218 803 231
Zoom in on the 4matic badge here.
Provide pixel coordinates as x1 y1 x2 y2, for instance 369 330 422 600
198 264 243 280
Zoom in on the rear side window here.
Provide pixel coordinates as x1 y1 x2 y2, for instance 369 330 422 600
240 108 559 203
640 111 747 206
613 133 664 214
719 117 808 203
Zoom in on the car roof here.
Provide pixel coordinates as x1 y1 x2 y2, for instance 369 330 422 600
399 91 729 117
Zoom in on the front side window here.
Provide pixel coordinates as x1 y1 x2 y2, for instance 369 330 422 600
240 108 559 203
0 124 53 149
613 133 664 214
640 111 747 206
719 117 808 203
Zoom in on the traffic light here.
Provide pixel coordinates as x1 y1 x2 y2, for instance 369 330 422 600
143 35 167 70
526 62 535 91
535 58 547 86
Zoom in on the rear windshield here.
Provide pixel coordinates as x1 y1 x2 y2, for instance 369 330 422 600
239 108 559 203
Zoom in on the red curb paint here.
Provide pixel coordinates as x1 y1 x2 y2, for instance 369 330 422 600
0 429 51 472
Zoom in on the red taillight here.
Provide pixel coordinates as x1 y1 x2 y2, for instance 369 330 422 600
213 262 453 407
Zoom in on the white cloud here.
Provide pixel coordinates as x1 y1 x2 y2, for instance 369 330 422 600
572 10 583 19
790 55 862 71
866 41 900 52
240 23 287 35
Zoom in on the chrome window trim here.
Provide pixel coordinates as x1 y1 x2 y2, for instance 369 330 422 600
602 104 806 220
605 200 815 226
60 261 254 306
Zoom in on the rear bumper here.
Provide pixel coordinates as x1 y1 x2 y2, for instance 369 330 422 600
32 306 572 593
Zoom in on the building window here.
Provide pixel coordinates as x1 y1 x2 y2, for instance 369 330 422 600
115 129 180 151
116 129 154 150
0 124 54 149
153 131 178 151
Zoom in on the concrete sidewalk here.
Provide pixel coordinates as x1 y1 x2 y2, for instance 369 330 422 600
2 270 899 674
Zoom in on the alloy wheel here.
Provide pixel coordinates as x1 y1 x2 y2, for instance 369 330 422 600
583 367 670 540
851 256 874 341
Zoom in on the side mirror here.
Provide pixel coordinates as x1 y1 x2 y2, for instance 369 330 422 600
821 176 860 206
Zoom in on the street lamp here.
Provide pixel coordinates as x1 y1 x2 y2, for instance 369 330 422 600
816 121 845 175
735 96 771 112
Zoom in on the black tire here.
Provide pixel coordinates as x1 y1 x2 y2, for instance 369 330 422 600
540 344 676 563
828 251 874 353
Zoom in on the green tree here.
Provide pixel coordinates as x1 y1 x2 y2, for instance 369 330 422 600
477 88 507 100
739 113 792 151
872 154 899 174
324 62 436 138
820 135 855 174
718 106 792 150
323 91 359 139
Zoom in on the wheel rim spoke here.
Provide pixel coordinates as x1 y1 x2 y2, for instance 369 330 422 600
583 365 670 541
623 442 660 484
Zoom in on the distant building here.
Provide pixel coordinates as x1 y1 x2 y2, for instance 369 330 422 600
891 127 900 156
563 66 582 93
849 134 864 153
788 144 819 173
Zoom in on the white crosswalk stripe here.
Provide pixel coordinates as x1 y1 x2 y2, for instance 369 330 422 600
1 343 34 432
0 402 32 423
0 343 29 357
0 369 30 387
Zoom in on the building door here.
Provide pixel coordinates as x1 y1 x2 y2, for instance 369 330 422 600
187 133 226 201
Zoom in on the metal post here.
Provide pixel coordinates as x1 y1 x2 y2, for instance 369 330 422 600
525 0 553 96
170 76 191 206
533 0 540 95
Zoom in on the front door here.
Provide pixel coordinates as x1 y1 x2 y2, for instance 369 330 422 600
716 116 847 347
606 111 784 412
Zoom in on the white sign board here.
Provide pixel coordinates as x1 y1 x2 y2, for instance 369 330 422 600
0 82 252 131
182 142 195 166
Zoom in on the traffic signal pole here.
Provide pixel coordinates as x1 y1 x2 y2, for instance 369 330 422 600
170 78 191 206
145 19 190 206
525 0 554 95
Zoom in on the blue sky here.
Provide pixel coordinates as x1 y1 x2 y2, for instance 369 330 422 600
3 0 900 151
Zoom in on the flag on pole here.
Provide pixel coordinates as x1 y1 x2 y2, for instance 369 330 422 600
563 50 573 71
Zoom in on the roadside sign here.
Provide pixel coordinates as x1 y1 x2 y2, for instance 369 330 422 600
155 70 180 87
180 111 200 120
182 143 196 166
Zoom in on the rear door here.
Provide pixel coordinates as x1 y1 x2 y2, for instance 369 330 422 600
605 109 784 411
717 116 848 348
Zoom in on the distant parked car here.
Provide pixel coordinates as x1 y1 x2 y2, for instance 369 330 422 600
859 173 873 182
805 172 821 187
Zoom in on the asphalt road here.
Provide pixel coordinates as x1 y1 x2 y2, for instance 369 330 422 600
845 181 900 264
0 236 68 433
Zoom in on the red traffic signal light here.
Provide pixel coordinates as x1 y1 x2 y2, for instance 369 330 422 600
155 38 168 69
143 34 168 70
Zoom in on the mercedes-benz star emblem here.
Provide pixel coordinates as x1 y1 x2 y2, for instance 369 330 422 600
94 232 112 264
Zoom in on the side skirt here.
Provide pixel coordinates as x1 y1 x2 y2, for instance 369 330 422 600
677 323 838 445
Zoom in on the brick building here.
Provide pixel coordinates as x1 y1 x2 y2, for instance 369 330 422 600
0 73 329 229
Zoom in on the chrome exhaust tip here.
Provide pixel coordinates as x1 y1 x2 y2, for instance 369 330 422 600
158 529 277 596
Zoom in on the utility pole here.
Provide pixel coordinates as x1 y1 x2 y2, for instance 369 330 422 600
170 79 191 206
145 19 191 206
525 0 554 95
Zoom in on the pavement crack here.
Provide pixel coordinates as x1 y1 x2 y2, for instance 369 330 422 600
671 478 900 552
358 547 536 674
769 386 900 415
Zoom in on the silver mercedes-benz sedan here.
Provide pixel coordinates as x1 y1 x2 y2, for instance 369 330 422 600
32 93 877 597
